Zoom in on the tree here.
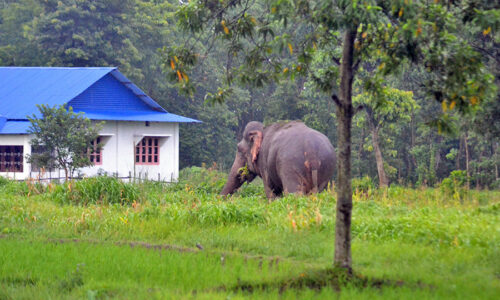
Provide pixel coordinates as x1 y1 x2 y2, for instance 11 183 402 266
354 87 418 187
28 0 143 80
165 0 497 271
27 105 103 181
0 0 44 65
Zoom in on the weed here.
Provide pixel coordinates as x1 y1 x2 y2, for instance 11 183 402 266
58 263 85 292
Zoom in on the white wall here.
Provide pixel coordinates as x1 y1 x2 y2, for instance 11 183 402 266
80 121 179 181
1 121 180 181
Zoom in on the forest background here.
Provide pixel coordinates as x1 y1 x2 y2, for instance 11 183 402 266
1 0 498 189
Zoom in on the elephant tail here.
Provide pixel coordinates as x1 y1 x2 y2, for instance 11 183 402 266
311 169 319 194
304 151 320 194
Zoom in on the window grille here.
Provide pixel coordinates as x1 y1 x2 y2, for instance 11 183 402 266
0 145 23 172
135 137 159 165
89 137 102 165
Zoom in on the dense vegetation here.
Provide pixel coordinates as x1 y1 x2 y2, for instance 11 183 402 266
0 0 498 189
0 171 499 298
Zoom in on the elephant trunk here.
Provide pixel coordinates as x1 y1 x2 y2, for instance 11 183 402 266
221 153 247 196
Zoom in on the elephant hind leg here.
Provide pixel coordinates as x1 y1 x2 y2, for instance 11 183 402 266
264 184 277 200
282 174 307 195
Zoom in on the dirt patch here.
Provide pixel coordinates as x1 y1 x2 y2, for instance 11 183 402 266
1 276 38 286
218 268 418 294
43 237 283 267
47 238 198 253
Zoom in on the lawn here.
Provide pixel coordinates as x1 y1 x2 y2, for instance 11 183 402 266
0 168 499 299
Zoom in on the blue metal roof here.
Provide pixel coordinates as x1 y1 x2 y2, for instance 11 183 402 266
0 67 114 119
0 120 31 135
74 110 201 123
0 67 199 134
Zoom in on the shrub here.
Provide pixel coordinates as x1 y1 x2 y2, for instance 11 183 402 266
440 170 467 193
234 178 266 198
170 166 227 194
48 176 140 205
0 178 31 196
0 176 10 186
352 176 376 192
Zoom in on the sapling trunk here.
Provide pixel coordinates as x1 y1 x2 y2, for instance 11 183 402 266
333 29 356 272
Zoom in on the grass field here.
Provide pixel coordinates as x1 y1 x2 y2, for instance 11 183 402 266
0 167 499 299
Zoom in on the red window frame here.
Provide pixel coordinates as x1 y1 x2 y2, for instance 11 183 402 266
135 137 159 165
89 137 102 165
0 145 23 172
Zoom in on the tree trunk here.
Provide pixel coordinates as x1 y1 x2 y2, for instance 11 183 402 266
495 142 499 180
457 136 463 170
366 108 389 187
434 136 442 176
410 112 418 173
63 165 69 182
371 127 389 187
357 127 365 177
333 29 356 272
464 132 470 189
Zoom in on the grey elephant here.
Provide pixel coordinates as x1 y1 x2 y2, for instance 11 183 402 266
221 121 336 199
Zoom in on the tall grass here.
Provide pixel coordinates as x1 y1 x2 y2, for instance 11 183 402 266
0 168 499 299
46 176 142 205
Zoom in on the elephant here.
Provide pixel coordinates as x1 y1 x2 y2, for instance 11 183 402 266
221 121 336 199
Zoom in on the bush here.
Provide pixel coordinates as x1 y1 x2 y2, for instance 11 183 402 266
0 178 31 196
352 176 376 192
0 176 10 186
235 181 266 198
48 176 141 205
491 179 500 190
170 166 227 194
440 170 467 194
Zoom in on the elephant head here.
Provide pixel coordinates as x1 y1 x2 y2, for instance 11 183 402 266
220 121 263 196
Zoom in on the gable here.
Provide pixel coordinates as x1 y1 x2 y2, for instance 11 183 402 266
68 74 152 112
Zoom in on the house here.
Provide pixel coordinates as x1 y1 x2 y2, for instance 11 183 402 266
0 67 200 181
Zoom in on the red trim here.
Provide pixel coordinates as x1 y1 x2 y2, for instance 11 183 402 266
135 137 159 165
89 137 102 165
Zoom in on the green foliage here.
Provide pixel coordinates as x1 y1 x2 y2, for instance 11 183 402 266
27 104 103 179
0 179 32 196
440 170 468 198
0 176 10 187
352 176 376 192
0 0 497 189
354 87 419 185
58 264 84 292
30 0 142 77
47 177 141 206
172 166 228 194
166 165 265 198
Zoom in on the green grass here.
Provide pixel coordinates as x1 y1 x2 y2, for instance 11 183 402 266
0 171 499 299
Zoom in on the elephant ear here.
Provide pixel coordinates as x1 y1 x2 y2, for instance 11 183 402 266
249 130 263 163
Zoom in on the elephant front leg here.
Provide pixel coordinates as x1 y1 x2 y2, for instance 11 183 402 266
264 185 277 203
262 173 277 202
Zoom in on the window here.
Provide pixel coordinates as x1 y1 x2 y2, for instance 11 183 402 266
135 137 159 165
30 145 54 172
0 145 23 172
89 137 102 165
